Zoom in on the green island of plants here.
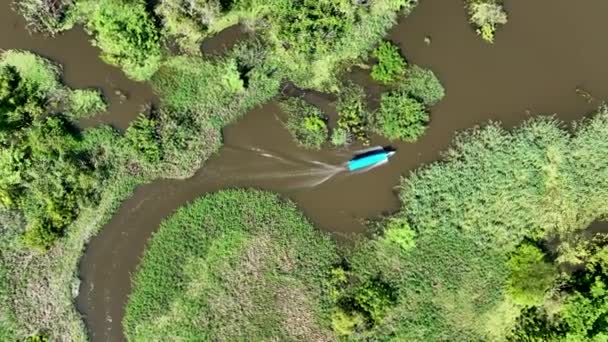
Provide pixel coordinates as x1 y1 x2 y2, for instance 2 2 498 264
124 109 608 340
124 189 338 341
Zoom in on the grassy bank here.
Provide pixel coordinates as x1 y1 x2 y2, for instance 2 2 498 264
123 189 338 341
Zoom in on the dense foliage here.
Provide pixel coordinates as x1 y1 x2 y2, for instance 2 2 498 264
371 41 406 85
375 89 428 141
152 0 417 89
77 0 162 80
274 0 354 57
336 83 370 145
0 51 112 250
404 65 445 106
280 97 328 150
509 243 608 341
507 243 557 306
124 189 338 341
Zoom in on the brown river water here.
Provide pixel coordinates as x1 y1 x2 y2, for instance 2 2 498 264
2 0 608 340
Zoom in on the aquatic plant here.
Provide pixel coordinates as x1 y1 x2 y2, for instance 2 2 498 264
66 89 107 118
336 82 370 145
375 89 428 142
280 97 328 150
403 65 445 106
371 41 407 85
125 114 163 163
467 0 508 43
330 127 350 147
14 0 76 35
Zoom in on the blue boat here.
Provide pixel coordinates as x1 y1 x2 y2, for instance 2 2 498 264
348 148 396 172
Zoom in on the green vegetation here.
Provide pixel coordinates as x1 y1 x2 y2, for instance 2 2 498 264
371 41 407 85
11 0 605 341
124 189 338 341
466 0 508 43
509 244 608 341
507 243 557 306
375 89 428 141
280 97 328 150
404 65 445 106
336 83 370 145
14 0 77 34
123 109 608 341
76 0 163 81
0 50 106 119
0 51 111 250
152 0 419 90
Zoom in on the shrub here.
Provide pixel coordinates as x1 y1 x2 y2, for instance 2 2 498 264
66 89 107 117
330 128 349 147
274 0 355 57
404 65 445 106
376 89 428 141
468 1 508 43
14 0 75 35
0 54 110 250
336 83 370 145
155 0 229 54
0 50 61 95
331 309 364 336
152 56 243 115
81 0 162 80
125 114 162 163
507 243 557 306
0 50 108 120
382 217 416 252
371 41 406 84
280 97 328 149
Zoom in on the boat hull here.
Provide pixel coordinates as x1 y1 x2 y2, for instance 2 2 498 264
348 152 391 171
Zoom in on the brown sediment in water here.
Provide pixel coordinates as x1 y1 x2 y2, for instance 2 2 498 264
0 1 158 131
2 0 608 340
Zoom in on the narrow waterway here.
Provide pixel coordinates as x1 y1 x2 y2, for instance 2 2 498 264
2 0 608 341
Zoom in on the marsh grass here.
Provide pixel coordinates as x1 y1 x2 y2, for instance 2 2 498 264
123 189 338 341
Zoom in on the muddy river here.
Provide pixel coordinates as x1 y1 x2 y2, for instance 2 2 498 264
3 0 608 341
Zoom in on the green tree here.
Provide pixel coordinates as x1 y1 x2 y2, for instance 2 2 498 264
376 89 428 142
507 243 557 306
371 41 406 84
